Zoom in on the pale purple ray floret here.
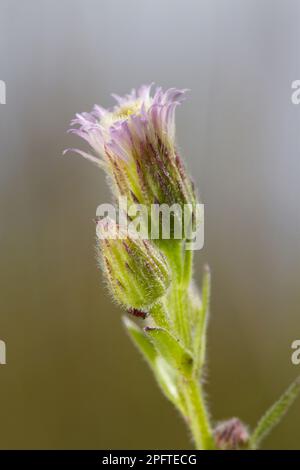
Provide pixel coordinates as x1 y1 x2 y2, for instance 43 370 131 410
64 84 187 166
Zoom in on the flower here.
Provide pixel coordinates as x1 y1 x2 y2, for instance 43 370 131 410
65 84 196 209
97 217 171 311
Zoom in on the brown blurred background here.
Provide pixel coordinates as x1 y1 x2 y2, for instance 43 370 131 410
0 0 299 449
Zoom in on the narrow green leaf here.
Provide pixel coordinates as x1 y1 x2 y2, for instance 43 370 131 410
154 356 186 413
193 265 211 376
250 376 300 449
145 326 193 377
122 316 156 363
122 316 184 411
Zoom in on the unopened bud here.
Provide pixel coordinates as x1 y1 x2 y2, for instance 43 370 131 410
98 218 171 310
214 418 250 450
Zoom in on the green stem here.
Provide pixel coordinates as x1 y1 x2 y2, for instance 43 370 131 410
183 247 193 288
174 283 190 347
193 266 211 375
153 241 213 450
163 241 191 347
182 377 215 450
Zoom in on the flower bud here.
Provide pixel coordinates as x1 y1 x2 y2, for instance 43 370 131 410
97 218 171 310
66 84 196 210
214 418 249 450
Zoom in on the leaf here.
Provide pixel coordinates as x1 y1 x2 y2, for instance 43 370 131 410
122 316 185 412
123 316 156 364
145 326 193 377
154 356 186 413
250 376 300 449
193 265 211 376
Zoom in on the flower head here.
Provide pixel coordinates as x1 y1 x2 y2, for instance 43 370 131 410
97 217 171 311
66 84 196 209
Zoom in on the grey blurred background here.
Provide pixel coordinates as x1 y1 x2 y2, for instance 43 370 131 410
0 0 299 449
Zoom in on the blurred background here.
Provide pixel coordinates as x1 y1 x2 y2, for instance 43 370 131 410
0 0 299 449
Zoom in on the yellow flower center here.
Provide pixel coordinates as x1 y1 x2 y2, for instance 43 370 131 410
100 99 143 133
112 101 141 121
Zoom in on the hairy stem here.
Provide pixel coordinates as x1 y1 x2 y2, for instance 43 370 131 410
181 377 215 450
164 242 191 347
183 247 193 288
